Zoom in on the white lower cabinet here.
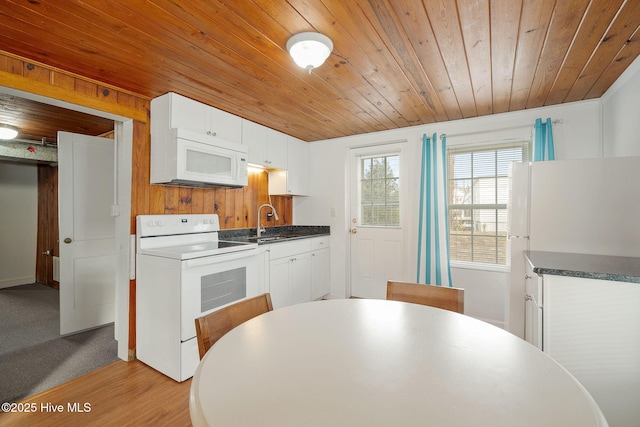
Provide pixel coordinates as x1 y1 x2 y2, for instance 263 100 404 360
256 246 269 297
267 237 330 309
291 252 311 304
310 239 330 300
523 261 542 350
542 275 640 427
269 256 295 308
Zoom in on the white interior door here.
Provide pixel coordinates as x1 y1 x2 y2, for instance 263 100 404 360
349 145 404 299
58 131 116 335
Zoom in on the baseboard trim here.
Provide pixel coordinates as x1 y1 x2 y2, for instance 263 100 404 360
0 276 36 289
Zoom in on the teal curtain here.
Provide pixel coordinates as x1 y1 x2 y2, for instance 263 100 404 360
417 133 452 287
533 118 555 161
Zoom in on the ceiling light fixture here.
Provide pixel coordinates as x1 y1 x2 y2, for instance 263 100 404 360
287 32 333 74
0 124 18 140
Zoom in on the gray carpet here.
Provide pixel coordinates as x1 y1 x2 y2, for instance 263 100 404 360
0 283 118 403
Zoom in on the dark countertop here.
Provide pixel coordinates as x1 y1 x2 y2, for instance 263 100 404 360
525 251 640 284
219 225 330 245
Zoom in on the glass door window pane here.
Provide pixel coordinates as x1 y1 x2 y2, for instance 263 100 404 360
359 154 400 227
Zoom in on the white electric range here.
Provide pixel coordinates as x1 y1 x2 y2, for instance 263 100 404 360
135 214 260 382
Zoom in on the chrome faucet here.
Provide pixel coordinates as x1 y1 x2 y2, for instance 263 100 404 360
257 204 279 237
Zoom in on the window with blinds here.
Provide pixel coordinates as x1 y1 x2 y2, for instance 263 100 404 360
447 141 530 265
359 154 400 227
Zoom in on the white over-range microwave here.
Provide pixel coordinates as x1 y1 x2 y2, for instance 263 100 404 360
150 128 248 187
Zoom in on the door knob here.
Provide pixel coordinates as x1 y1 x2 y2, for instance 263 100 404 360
351 228 357 234
63 237 72 244
42 249 52 256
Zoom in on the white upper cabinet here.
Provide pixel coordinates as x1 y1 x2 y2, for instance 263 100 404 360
151 92 242 144
241 119 288 170
208 108 242 143
152 94 310 194
266 128 288 169
241 119 267 164
269 136 309 196
287 136 308 195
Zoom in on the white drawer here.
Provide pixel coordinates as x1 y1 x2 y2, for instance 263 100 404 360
269 239 311 260
310 236 330 251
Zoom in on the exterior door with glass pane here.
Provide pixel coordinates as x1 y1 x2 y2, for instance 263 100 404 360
349 145 404 299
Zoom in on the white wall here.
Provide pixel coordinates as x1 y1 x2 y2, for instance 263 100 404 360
601 55 640 157
0 161 38 288
298 53 640 329
297 100 602 328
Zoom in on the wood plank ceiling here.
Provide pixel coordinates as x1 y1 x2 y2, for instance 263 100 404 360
0 94 114 143
0 0 639 142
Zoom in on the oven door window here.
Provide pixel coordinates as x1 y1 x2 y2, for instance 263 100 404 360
201 267 247 313
180 252 259 342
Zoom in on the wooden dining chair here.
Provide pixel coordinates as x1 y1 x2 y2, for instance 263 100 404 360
386 281 465 314
194 293 273 359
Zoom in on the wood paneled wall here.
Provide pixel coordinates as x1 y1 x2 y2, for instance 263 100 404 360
0 50 291 356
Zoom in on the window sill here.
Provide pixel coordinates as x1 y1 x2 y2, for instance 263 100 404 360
450 261 510 273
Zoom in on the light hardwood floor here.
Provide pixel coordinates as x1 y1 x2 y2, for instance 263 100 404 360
0 361 191 426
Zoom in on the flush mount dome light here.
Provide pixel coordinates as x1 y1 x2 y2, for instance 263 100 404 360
287 32 333 74
0 124 18 140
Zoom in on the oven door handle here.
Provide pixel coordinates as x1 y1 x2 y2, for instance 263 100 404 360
184 249 258 268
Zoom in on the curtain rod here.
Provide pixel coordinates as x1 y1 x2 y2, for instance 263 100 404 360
439 119 563 139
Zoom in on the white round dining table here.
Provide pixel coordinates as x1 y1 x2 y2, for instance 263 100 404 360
190 298 607 426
